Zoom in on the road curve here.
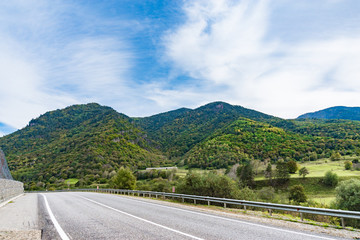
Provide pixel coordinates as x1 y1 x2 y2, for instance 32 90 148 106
38 192 347 240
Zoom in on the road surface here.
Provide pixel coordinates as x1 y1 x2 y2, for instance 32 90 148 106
38 192 349 240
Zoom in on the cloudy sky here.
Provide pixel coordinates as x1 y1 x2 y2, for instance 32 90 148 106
0 0 360 135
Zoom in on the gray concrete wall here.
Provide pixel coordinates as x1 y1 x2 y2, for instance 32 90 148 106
0 179 24 203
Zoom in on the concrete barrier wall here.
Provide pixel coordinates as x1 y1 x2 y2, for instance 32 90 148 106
0 179 24 203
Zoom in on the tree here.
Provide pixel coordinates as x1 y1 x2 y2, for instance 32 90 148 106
264 163 273 185
289 185 307 203
110 167 136 190
330 152 341 161
177 171 240 199
287 160 298 174
275 160 290 185
298 167 309 178
335 179 360 211
344 161 352 170
323 171 339 187
237 163 254 187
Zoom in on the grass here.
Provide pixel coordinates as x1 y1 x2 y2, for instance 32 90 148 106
175 167 225 178
311 196 335 205
255 157 360 181
64 178 79 185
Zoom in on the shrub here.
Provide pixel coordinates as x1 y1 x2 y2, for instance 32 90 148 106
335 179 360 211
330 152 341 161
176 171 253 199
110 167 136 190
344 161 352 170
287 160 298 174
288 185 307 203
258 187 275 201
323 171 339 187
298 167 309 178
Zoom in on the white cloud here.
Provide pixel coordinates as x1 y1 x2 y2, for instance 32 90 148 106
162 0 360 118
0 1 135 128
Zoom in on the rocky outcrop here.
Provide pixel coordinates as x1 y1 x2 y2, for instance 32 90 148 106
0 149 12 180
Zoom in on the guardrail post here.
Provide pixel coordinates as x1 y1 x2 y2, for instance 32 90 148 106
300 212 303 221
194 199 196 204
224 202 226 208
244 205 246 211
268 209 272 216
341 218 345 228
208 200 210 206
182 197 184 203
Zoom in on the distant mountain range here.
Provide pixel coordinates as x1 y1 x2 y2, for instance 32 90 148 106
1 102 360 189
298 106 360 121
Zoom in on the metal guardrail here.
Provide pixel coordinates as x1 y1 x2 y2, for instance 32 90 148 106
45 188 360 228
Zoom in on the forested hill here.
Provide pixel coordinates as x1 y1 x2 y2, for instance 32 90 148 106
298 106 360 121
1 101 360 188
0 103 167 184
135 101 284 158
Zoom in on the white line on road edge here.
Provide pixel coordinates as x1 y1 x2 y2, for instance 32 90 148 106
0 193 24 208
114 195 337 240
41 194 70 240
80 196 204 240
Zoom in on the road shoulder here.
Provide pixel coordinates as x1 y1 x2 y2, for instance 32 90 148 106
0 193 41 240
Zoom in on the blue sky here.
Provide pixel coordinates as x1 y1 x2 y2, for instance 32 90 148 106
1 0 360 136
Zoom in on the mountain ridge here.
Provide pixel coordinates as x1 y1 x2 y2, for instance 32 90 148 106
1 101 360 189
297 106 360 121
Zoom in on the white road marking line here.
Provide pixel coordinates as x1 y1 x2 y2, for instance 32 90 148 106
80 196 204 240
0 193 23 208
97 194 336 240
41 194 70 240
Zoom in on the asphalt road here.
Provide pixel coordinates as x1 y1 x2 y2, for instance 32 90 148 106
37 192 348 240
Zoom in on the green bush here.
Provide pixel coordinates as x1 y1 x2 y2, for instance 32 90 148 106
258 187 275 201
330 152 341 161
323 171 339 187
110 167 136 190
287 160 298 174
344 161 352 170
298 167 309 178
335 179 360 211
288 185 307 203
176 171 256 200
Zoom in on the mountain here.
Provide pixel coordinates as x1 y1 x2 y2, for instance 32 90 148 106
297 106 360 121
0 103 167 187
2 101 360 190
135 101 284 159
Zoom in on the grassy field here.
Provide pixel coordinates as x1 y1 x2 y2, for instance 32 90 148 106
255 157 360 181
175 168 226 178
295 158 360 178
64 178 79 185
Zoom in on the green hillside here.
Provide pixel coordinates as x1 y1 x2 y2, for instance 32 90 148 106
136 101 282 158
185 118 326 168
290 118 360 140
0 103 167 188
2 101 360 190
